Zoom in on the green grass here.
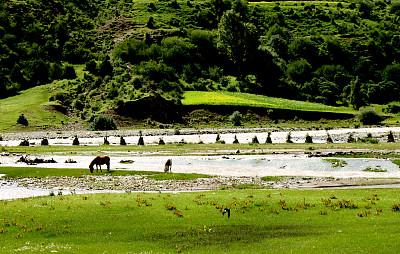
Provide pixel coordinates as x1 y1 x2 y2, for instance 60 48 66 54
1 189 400 253
0 85 69 132
393 160 400 167
362 166 388 173
261 176 285 182
323 158 348 168
182 91 356 114
0 167 212 180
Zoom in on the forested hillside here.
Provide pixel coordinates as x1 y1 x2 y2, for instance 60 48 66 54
1 0 400 124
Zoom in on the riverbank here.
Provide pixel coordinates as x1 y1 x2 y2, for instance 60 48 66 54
2 174 400 200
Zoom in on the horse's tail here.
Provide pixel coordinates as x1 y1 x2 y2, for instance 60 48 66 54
106 156 110 171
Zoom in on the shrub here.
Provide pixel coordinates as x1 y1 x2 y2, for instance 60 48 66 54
138 136 145 145
251 136 259 144
233 135 239 144
90 115 117 131
358 109 383 125
72 136 79 146
388 131 395 143
347 133 355 143
265 132 272 143
41 138 49 146
63 65 77 79
229 111 243 126
286 132 293 143
305 133 313 143
326 133 333 143
17 114 28 126
120 136 127 145
19 139 29 146
384 102 400 114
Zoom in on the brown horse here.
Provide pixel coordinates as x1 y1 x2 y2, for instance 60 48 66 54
164 159 172 173
89 156 110 173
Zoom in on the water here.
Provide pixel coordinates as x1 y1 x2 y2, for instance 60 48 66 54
1 154 398 178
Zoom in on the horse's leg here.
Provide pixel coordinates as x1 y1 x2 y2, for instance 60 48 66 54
107 162 110 172
99 165 102 172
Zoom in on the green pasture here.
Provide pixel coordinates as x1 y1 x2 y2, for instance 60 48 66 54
182 91 356 114
0 85 69 132
1 189 400 253
0 167 211 180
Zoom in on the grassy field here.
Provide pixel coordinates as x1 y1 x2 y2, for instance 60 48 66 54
182 91 357 114
0 166 211 180
0 85 69 132
1 189 400 253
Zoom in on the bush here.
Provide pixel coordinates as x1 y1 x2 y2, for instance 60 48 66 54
305 133 313 143
17 114 29 126
90 115 117 131
265 132 272 143
229 111 243 126
286 132 293 143
358 109 383 125
63 65 77 79
384 102 400 114
41 138 49 146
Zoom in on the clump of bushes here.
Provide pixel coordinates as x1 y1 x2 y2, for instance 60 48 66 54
90 115 117 131
384 102 400 114
358 109 383 125
19 139 29 146
17 114 29 126
229 111 242 126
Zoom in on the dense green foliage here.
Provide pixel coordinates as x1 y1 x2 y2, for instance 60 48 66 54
2 0 400 123
2 189 400 253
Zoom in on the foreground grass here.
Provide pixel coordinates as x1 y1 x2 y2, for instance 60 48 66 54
182 91 356 114
0 85 69 132
0 167 211 180
1 189 400 253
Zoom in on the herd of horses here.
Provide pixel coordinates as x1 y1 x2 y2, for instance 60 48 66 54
89 156 172 173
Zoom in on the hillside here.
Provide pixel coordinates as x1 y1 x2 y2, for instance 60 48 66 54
1 0 400 129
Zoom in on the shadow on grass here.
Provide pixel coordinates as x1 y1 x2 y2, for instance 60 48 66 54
147 224 319 250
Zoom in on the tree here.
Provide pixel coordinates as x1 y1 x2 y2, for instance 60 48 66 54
349 77 366 110
217 10 257 76
229 111 242 126
17 114 28 126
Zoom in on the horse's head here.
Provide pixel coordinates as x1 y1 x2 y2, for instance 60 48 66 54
89 164 94 173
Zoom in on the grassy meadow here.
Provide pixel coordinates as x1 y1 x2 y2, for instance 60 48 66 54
182 91 356 114
0 166 211 180
1 189 400 253
0 84 69 132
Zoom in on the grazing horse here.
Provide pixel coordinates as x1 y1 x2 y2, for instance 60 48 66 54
164 159 172 173
89 156 110 173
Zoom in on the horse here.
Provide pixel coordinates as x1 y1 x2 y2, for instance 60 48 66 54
164 159 172 173
89 156 110 173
